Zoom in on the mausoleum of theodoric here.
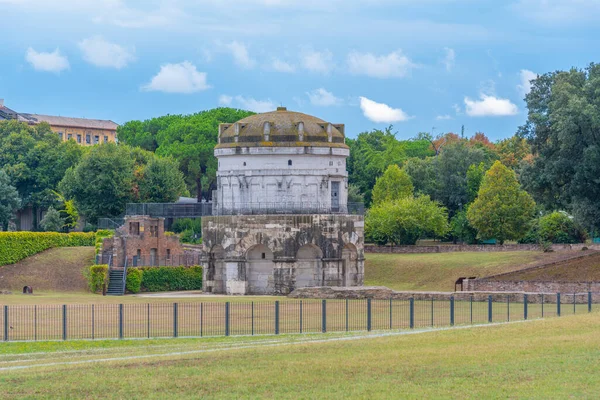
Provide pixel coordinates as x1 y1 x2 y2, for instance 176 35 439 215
201 107 364 295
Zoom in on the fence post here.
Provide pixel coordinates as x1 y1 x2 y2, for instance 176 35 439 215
488 295 493 323
119 304 123 339
251 301 254 336
409 298 414 329
322 300 327 333
589 292 592 313
450 296 454 326
299 301 303 334
174 303 179 338
557 293 561 317
389 298 393 330
470 295 473 324
4 306 8 341
367 299 372 331
345 299 349 332
524 294 528 320
63 304 67 341
225 302 230 336
275 301 279 335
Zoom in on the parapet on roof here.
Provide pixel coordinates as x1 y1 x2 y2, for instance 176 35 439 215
18 114 118 130
216 107 348 149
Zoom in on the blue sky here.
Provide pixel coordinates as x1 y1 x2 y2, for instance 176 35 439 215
1 0 599 141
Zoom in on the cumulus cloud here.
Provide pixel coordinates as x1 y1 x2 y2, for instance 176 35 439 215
225 41 255 69
301 49 334 74
359 96 412 123
306 88 342 106
442 47 455 71
219 95 275 112
347 50 416 78
517 69 538 98
78 36 135 69
464 94 518 117
142 61 210 93
25 47 69 73
271 58 295 73
436 115 452 120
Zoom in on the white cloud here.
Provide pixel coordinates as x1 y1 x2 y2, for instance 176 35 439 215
452 104 462 114
220 95 275 112
25 47 69 73
271 58 295 73
436 114 452 120
517 69 538 98
359 96 412 123
464 94 518 117
142 61 210 93
78 36 135 69
301 49 334 74
306 88 343 107
347 50 416 78
442 47 455 71
225 41 255 69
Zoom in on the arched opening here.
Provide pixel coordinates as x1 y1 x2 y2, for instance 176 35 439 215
246 244 274 294
295 244 323 289
341 243 359 286
207 245 225 293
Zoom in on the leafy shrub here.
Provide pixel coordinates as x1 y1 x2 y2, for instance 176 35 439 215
88 264 108 293
171 218 202 234
40 207 65 232
520 212 587 244
137 266 203 292
179 229 202 244
126 268 143 294
0 232 96 266
94 229 114 255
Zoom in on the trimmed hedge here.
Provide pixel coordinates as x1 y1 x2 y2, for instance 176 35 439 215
132 266 203 292
126 268 143 294
94 229 114 255
88 265 108 293
0 232 96 266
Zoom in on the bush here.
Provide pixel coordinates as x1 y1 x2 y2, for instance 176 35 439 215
126 268 143 294
88 264 108 293
179 229 202 244
94 229 114 255
137 266 203 292
0 232 96 266
171 218 202 234
520 212 587 244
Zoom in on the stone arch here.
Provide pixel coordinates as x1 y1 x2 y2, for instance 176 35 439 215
246 244 274 294
206 245 225 293
295 243 323 289
341 243 359 286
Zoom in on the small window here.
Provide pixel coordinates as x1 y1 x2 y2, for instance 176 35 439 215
58 132 63 140
329 161 333 166
94 135 99 144
86 135 91 144
243 162 246 166
129 222 140 235
288 160 292 166
104 136 108 143
67 134 73 140
261 253 266 259
166 249 171 259
77 134 82 143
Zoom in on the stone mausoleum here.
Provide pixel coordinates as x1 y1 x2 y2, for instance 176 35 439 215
201 107 364 295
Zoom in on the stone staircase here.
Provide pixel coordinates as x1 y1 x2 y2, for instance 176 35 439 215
107 269 125 296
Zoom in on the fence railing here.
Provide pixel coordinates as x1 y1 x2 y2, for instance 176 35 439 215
97 218 125 230
0 292 594 342
128 255 201 267
124 202 365 218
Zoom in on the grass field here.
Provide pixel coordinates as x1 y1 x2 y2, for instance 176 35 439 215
1 311 599 398
363 250 583 291
496 251 600 281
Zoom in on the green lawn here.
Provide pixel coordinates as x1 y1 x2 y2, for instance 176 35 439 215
364 251 556 291
1 312 599 398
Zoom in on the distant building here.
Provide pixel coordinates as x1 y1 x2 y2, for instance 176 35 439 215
0 99 118 146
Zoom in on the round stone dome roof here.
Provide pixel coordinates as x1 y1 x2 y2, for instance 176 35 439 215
216 107 348 149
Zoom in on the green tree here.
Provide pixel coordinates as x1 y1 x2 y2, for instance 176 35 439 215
138 157 189 203
347 184 365 203
371 164 413 205
366 195 449 245
0 169 20 230
467 161 536 244
496 136 531 169
402 157 437 197
39 207 64 232
450 210 478 244
520 212 587 244
466 162 486 204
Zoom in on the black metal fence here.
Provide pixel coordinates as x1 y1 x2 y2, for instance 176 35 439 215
124 202 365 218
1 292 594 342
97 218 125 230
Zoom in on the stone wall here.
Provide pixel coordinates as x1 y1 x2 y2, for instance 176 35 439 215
364 243 600 254
465 280 600 302
199 214 364 295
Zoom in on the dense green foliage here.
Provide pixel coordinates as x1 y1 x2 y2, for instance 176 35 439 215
39 207 64 232
467 161 536 244
366 195 449 245
170 218 202 244
88 264 108 293
520 212 587 244
520 64 600 231
0 169 20 231
118 108 254 200
371 164 413 205
135 266 203 292
450 210 479 244
125 268 143 294
94 229 114 255
0 231 95 266
59 143 187 223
